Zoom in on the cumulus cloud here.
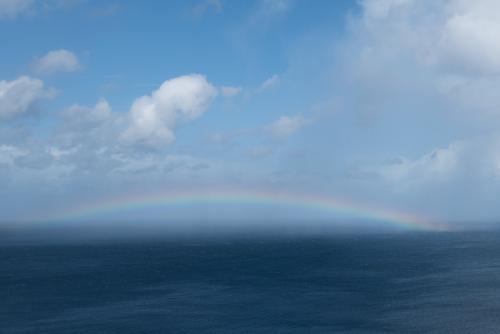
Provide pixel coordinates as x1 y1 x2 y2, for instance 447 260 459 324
351 137 500 191
379 143 463 186
0 0 33 19
54 99 121 151
122 74 217 148
62 99 112 127
49 74 219 158
438 0 500 75
0 76 54 120
357 0 500 77
268 115 307 137
337 0 500 129
342 1 500 199
33 49 80 74
336 0 500 215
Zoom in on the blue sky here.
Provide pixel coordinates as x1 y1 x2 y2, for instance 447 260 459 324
2 0 500 225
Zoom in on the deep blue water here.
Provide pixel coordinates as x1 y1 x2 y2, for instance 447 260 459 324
2 231 500 333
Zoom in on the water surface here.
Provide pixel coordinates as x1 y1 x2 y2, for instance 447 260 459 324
2 231 500 333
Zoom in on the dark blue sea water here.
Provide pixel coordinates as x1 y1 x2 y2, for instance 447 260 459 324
2 231 500 333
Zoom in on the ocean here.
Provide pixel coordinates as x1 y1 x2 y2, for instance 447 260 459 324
2 231 500 333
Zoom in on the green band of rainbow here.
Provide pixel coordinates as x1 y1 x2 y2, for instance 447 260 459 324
41 189 448 231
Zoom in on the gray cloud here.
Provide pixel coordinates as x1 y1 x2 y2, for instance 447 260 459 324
0 76 54 120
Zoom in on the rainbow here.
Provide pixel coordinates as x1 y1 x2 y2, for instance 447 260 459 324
40 189 448 231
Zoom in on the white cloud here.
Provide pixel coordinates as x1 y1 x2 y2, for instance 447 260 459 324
268 115 307 137
219 76 278 99
34 49 80 74
380 143 462 185
53 99 120 150
362 137 500 190
0 76 54 119
220 86 242 97
62 99 112 127
438 1 500 75
258 74 279 92
0 0 33 19
122 74 217 148
344 0 500 124
339 137 500 221
359 0 500 75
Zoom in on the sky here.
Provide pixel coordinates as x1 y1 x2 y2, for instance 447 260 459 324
1 0 500 227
